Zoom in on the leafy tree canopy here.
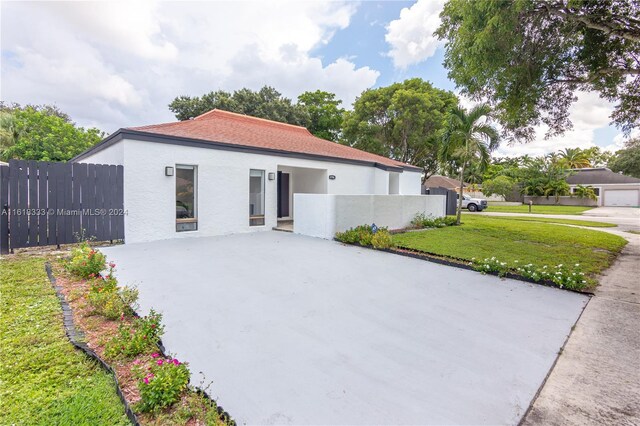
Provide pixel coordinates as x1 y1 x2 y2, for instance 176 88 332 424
0 103 104 162
481 175 517 199
342 78 459 180
169 86 311 127
297 90 345 141
437 0 640 140
608 138 640 178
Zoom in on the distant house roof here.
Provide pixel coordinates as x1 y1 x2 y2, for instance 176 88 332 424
74 109 420 172
422 175 466 190
566 168 640 185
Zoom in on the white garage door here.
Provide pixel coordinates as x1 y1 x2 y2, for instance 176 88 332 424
604 189 639 207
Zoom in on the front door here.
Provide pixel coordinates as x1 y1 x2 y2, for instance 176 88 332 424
277 171 290 218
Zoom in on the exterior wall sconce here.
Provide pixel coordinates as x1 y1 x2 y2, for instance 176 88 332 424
329 175 336 180
165 166 174 176
268 172 276 180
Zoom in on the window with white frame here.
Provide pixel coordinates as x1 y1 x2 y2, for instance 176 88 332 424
249 169 265 226
176 165 197 232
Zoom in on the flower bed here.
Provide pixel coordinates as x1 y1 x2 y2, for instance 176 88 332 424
53 242 234 425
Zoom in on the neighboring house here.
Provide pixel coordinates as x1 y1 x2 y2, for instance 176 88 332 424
566 168 640 207
422 175 467 193
73 109 442 243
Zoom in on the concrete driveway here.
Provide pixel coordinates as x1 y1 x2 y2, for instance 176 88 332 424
101 232 588 425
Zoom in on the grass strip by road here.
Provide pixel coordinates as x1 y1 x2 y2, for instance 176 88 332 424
486 205 594 215
0 257 130 426
393 215 627 288
468 214 616 228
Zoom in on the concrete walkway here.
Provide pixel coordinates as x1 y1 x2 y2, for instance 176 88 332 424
101 232 588 425
523 233 640 425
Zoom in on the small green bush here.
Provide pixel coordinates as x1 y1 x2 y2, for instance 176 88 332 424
105 310 164 360
133 355 190 413
88 285 139 320
335 225 393 249
335 225 375 245
410 213 458 229
371 229 395 249
86 263 138 320
66 242 107 278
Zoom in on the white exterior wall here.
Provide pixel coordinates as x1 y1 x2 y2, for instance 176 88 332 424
294 194 446 239
79 141 124 165
399 170 422 195
79 139 423 243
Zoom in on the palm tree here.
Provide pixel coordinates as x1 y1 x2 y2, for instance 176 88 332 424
440 104 500 224
559 147 591 169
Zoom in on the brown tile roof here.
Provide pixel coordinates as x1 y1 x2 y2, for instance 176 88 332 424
422 175 466 190
126 109 417 170
566 168 640 185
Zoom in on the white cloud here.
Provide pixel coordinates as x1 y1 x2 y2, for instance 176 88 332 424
1 1 376 132
496 91 617 157
385 0 446 69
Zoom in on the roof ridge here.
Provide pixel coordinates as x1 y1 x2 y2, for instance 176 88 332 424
196 109 312 133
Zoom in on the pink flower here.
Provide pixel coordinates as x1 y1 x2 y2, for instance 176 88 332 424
133 359 141 365
143 377 149 384
151 353 160 358
172 359 180 365
157 359 164 366
109 262 116 268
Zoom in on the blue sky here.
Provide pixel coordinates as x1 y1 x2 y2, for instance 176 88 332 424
0 0 630 156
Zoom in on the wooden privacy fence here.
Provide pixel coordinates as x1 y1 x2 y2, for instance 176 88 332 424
0 160 124 254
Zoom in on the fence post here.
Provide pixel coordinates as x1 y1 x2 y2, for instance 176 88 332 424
0 165 9 254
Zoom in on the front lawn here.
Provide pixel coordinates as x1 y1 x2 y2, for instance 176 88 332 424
464 214 616 228
0 257 129 425
393 215 627 288
486 204 594 215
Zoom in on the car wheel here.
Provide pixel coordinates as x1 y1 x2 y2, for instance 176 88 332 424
468 203 477 212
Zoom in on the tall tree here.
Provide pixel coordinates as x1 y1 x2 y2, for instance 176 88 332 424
437 0 640 140
297 90 345 141
342 78 459 181
559 147 591 168
0 103 103 162
168 86 310 126
609 138 640 178
440 104 500 224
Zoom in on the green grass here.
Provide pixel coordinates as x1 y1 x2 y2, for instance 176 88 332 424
0 257 130 426
464 214 616 228
393 215 627 286
486 204 594 215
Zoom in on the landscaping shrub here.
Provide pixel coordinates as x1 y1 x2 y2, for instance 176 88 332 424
66 242 107 278
133 354 190 413
335 225 393 249
86 263 138 320
471 257 509 277
105 310 164 359
471 258 588 290
371 229 395 249
88 285 139 320
410 213 458 229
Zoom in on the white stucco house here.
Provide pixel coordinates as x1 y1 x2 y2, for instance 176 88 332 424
73 109 445 243
567 168 640 207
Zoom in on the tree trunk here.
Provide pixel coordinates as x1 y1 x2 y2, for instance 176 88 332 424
457 162 465 225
